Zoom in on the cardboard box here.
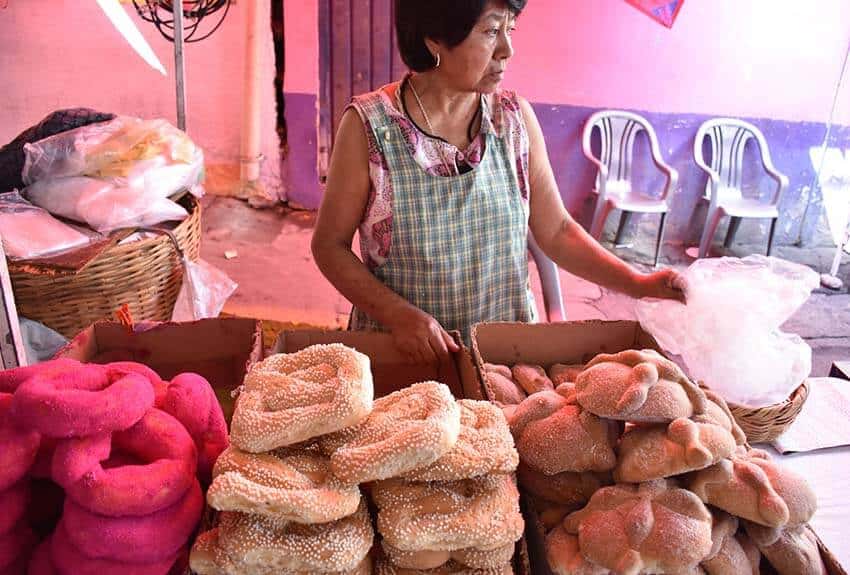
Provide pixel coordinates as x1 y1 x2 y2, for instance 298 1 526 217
56 317 263 421
471 320 847 575
273 329 530 575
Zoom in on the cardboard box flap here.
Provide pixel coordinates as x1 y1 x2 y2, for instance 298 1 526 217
472 320 661 368
273 329 483 400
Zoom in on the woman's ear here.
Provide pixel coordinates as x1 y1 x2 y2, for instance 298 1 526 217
423 37 441 62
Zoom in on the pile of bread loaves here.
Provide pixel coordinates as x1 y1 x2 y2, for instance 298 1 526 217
190 343 525 575
485 349 825 575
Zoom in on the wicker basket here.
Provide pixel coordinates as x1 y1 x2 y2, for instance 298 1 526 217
10 197 202 339
726 380 810 444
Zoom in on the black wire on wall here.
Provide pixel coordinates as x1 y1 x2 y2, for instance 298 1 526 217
132 0 231 43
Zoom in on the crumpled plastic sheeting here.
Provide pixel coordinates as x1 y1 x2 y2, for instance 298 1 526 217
636 255 820 407
171 258 238 322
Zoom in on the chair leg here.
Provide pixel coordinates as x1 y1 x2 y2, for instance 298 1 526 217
699 208 724 258
590 199 613 240
654 212 668 268
724 216 742 248
767 218 778 256
528 234 566 323
614 212 633 247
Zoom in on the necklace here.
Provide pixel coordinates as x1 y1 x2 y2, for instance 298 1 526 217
408 76 453 175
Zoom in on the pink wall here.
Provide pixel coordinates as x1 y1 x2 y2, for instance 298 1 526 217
284 0 319 94
503 0 850 125
0 0 283 198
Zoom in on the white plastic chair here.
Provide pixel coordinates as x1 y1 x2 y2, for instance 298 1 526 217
528 235 566 322
694 118 789 258
582 110 679 266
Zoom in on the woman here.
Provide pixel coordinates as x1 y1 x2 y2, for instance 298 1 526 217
312 0 683 363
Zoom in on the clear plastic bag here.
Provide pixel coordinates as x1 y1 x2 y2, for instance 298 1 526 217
171 257 238 322
636 255 820 407
22 117 203 187
0 191 95 259
24 176 188 233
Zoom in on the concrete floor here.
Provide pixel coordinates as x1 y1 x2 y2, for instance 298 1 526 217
200 195 850 377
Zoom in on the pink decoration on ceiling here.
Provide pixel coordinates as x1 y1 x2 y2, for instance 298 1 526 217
625 0 685 28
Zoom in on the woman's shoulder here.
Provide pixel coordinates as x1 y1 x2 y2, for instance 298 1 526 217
350 82 403 118
487 89 528 136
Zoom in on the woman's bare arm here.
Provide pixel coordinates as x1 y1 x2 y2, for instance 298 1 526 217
518 96 683 300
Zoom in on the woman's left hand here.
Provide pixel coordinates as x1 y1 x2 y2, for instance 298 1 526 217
634 269 686 303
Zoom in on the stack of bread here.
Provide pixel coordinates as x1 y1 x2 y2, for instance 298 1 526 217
190 344 376 575
190 343 526 575
0 358 222 575
490 349 825 575
364 388 524 574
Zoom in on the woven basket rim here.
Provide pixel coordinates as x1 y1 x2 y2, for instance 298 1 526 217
726 379 810 412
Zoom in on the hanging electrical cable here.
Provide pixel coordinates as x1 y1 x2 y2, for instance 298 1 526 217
131 0 231 43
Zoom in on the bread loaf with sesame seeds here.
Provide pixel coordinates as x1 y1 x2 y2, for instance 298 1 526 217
401 399 518 482
373 474 524 553
548 364 585 387
375 556 514 574
206 446 361 524
322 381 461 485
382 540 516 570
230 344 374 453
189 502 373 574
511 364 554 395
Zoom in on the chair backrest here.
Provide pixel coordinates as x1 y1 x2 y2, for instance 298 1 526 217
583 110 656 189
694 118 764 198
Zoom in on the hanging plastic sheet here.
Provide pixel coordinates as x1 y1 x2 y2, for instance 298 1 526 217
625 0 685 28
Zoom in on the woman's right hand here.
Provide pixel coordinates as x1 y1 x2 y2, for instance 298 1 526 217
386 305 460 364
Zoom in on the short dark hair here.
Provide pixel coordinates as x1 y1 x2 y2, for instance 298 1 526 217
395 0 526 72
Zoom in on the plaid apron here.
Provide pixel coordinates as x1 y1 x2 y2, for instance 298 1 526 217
349 93 535 344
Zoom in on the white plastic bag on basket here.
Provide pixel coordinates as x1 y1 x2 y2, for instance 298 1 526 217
24 176 188 233
0 191 95 259
171 257 238 322
636 255 819 408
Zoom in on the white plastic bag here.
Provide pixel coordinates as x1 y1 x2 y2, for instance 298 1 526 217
636 255 820 407
171 258 238 322
24 176 188 233
0 192 95 259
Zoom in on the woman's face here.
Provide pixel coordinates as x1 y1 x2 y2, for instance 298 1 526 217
430 1 517 94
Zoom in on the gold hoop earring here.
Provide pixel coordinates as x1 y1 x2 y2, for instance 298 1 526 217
434 53 441 69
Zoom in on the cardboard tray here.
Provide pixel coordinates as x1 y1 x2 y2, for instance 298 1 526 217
471 320 847 575
272 328 530 575
55 317 264 421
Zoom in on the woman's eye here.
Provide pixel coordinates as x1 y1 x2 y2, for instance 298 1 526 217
486 28 500 37
507 26 516 36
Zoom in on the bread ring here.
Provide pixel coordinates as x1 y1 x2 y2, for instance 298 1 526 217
0 393 40 491
190 502 373 574
231 344 373 452
375 557 513 575
207 446 361 523
576 349 707 423
11 364 154 438
0 481 29 536
322 381 461 484
52 408 196 517
61 479 202 563
49 523 183 575
0 358 84 394
161 373 229 483
27 541 57 575
382 541 515 570
373 475 524 552
508 391 619 474
106 362 169 407
402 400 518 482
